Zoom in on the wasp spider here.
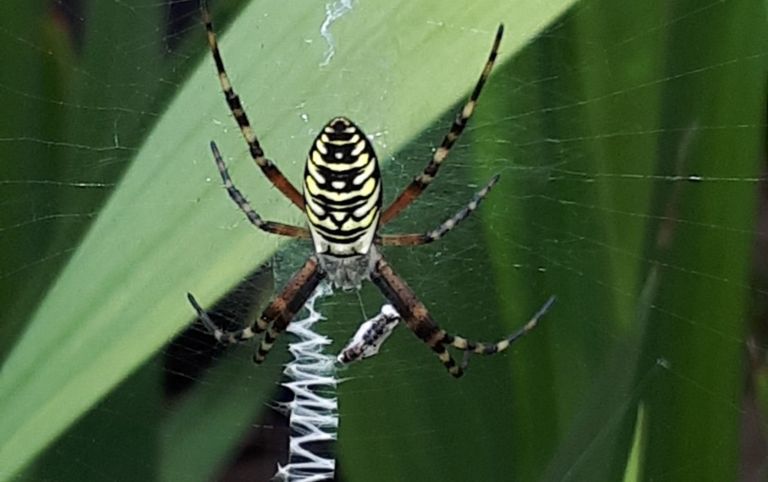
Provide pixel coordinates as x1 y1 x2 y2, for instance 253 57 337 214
187 1 555 377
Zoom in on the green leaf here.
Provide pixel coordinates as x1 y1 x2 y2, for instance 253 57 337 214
637 1 764 479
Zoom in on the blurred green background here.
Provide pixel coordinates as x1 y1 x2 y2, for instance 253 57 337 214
1 0 767 481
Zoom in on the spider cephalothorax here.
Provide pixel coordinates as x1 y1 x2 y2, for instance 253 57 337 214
187 1 554 377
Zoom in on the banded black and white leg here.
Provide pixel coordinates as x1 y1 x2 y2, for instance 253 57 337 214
380 25 504 225
201 0 305 209
379 174 500 247
209 141 310 239
446 295 556 371
371 256 554 377
188 257 326 361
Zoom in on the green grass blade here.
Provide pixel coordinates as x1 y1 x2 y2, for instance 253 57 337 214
637 1 765 479
0 0 71 356
23 1 170 479
159 348 288 482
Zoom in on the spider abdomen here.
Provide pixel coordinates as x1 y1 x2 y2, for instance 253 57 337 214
303 117 382 266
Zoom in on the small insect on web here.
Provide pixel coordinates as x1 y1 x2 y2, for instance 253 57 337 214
187 0 556 377
337 304 401 365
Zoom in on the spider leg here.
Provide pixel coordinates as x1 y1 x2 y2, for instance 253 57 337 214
370 255 552 377
201 0 305 210
378 174 499 246
448 295 555 371
370 255 464 376
379 25 503 226
210 142 310 239
187 291 266 344
187 256 326 363
254 256 326 363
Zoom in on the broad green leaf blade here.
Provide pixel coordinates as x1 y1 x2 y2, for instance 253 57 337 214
637 1 765 480
159 347 288 482
31 359 163 482
622 404 647 482
21 0 167 479
0 0 70 356
0 0 576 478
473 2 665 479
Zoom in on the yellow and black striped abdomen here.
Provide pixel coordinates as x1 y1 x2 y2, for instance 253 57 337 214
303 117 382 257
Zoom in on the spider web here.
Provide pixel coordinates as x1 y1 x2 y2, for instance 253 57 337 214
1 0 767 481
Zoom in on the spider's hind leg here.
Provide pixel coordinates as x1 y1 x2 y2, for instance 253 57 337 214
187 292 268 345
445 295 556 371
186 256 326 363
252 256 326 363
371 255 554 378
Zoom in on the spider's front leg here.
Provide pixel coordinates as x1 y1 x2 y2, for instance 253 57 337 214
200 0 305 210
209 141 310 239
378 174 499 247
370 255 553 377
380 24 504 225
188 256 326 363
